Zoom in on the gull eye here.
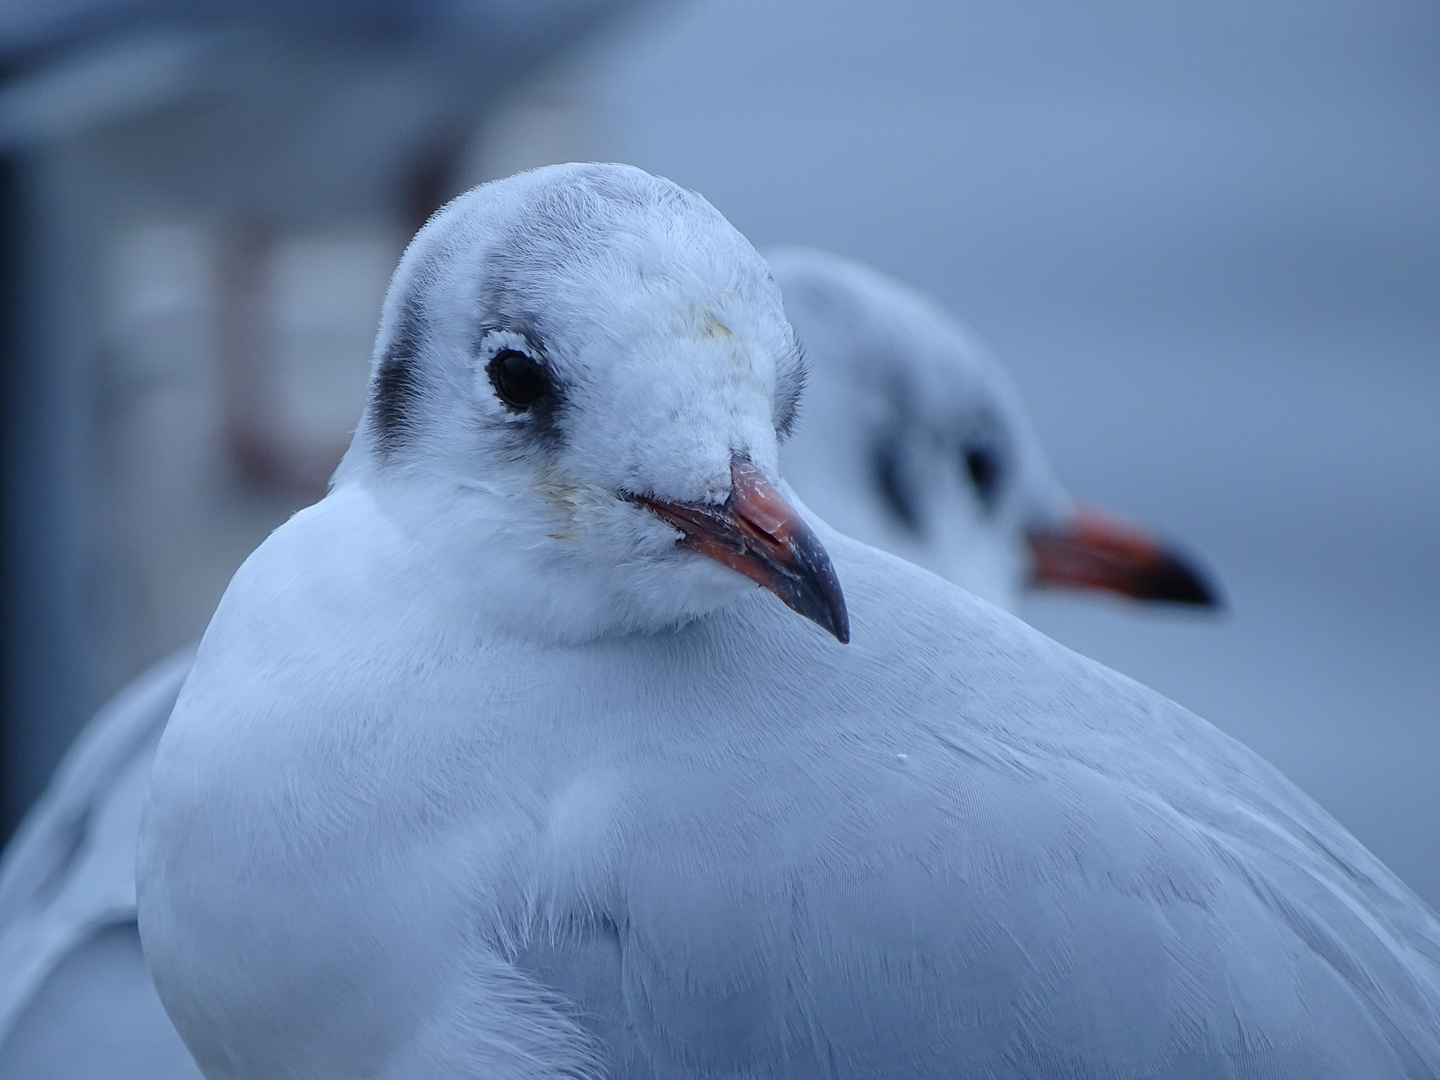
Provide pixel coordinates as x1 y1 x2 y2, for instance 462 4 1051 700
487 349 550 411
962 443 1003 511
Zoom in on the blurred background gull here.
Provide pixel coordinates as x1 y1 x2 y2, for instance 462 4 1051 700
1 0 1437 918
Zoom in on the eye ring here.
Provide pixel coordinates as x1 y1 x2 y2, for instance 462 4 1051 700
487 349 550 412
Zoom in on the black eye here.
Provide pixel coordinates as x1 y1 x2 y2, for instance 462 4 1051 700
487 349 549 411
962 443 1003 511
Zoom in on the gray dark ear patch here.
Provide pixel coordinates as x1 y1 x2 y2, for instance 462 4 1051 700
773 340 807 439
369 294 425 455
872 431 923 535
957 407 1009 514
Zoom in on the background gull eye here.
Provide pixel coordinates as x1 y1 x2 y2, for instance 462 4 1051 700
961 442 1003 511
487 349 550 411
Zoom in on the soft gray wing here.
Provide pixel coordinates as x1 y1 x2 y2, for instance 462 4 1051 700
0 923 202 1080
513 554 1440 1080
0 646 194 1054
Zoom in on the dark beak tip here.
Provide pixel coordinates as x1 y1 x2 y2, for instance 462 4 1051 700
785 559 851 643
1149 553 1223 609
641 458 853 643
793 538 851 644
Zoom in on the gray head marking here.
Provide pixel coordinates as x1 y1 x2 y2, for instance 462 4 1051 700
771 337 806 440
359 164 801 480
341 165 851 642
369 289 426 456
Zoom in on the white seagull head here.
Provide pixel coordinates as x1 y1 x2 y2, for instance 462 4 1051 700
339 163 847 645
771 247 1219 613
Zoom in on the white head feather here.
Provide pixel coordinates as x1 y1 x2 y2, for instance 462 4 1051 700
335 163 810 644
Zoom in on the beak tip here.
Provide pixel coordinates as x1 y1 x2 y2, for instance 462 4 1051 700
791 563 851 643
1147 553 1223 609
639 459 852 643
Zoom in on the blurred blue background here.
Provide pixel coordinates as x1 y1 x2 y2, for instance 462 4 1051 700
2 0 1437 904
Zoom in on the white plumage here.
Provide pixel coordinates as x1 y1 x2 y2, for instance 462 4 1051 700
0 232 1210 1079
131 163 1439 1079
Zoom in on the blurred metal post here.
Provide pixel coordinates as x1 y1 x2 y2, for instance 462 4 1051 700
0 143 109 832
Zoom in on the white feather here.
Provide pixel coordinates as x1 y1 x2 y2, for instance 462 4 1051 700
133 163 1440 1080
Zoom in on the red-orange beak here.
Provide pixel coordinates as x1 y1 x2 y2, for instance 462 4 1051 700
634 458 850 643
1025 505 1221 607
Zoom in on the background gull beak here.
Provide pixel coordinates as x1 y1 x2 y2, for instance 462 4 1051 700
637 458 851 642
1025 504 1221 607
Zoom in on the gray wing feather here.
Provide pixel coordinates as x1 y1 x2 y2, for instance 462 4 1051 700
0 646 194 1046
515 569 1440 1079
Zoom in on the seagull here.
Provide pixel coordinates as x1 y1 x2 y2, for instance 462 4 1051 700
0 215 1219 1080
770 245 1217 613
138 163 1440 1079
